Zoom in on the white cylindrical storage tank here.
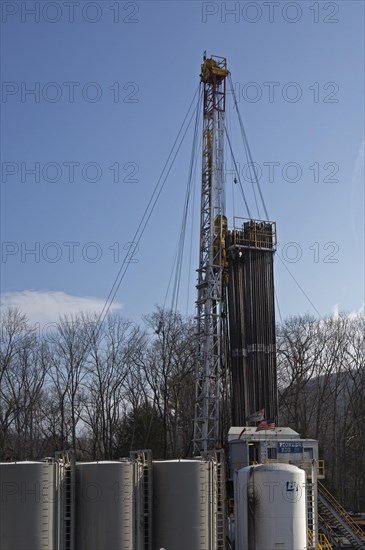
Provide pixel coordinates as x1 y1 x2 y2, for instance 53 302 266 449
0 461 57 550
153 459 217 550
76 460 136 550
235 463 307 550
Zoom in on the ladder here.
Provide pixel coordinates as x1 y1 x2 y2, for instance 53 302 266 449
130 450 152 550
202 449 227 550
215 450 227 550
305 461 319 549
55 450 75 550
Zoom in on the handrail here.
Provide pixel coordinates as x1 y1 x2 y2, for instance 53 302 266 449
318 512 335 538
318 481 365 541
308 530 334 550
230 217 277 250
308 529 314 547
318 533 333 549
263 458 325 478
298 459 325 478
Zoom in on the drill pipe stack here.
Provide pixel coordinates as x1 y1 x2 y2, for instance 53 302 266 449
226 220 278 426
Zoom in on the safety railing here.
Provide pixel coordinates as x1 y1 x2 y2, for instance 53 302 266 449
318 511 335 540
308 530 333 549
308 528 315 547
318 481 365 542
263 459 325 479
299 459 325 479
318 533 333 549
230 217 277 250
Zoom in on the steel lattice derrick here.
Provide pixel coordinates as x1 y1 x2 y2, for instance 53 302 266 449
193 56 229 455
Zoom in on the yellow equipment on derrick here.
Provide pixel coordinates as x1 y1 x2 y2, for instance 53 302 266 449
201 57 229 84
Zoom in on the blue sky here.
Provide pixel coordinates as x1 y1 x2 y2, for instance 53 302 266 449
1 0 364 328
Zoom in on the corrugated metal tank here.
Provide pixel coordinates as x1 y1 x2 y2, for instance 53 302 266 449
153 459 217 550
75 460 136 550
235 463 307 550
0 461 57 550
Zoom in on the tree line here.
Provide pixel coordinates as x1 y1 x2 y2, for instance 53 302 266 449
0 307 195 461
1 307 364 511
277 313 365 511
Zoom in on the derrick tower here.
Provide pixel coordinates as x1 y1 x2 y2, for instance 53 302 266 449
193 55 229 454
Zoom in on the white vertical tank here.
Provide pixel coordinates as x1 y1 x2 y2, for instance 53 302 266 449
75 460 136 550
235 463 307 550
0 461 57 550
153 459 217 550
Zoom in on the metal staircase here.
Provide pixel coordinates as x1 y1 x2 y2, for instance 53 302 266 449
318 481 365 549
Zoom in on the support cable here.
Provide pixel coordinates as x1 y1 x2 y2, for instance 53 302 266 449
277 255 322 318
227 107 236 220
229 74 269 221
228 75 322 320
172 90 202 314
224 126 252 219
274 289 283 326
165 85 203 315
185 138 199 316
94 85 201 336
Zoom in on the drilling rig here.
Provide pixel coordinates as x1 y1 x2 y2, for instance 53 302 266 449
192 55 323 550
191 55 365 550
193 55 279 454
193 55 230 455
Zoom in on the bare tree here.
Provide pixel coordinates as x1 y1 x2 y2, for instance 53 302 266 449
341 315 365 509
277 314 326 436
0 308 48 459
140 307 196 458
82 314 145 459
277 312 365 511
47 315 89 453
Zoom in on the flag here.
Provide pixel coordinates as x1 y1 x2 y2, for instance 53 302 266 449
256 419 276 431
245 409 265 422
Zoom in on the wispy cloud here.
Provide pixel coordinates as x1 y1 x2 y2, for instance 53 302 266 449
1 290 123 327
331 302 364 319
331 303 340 319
